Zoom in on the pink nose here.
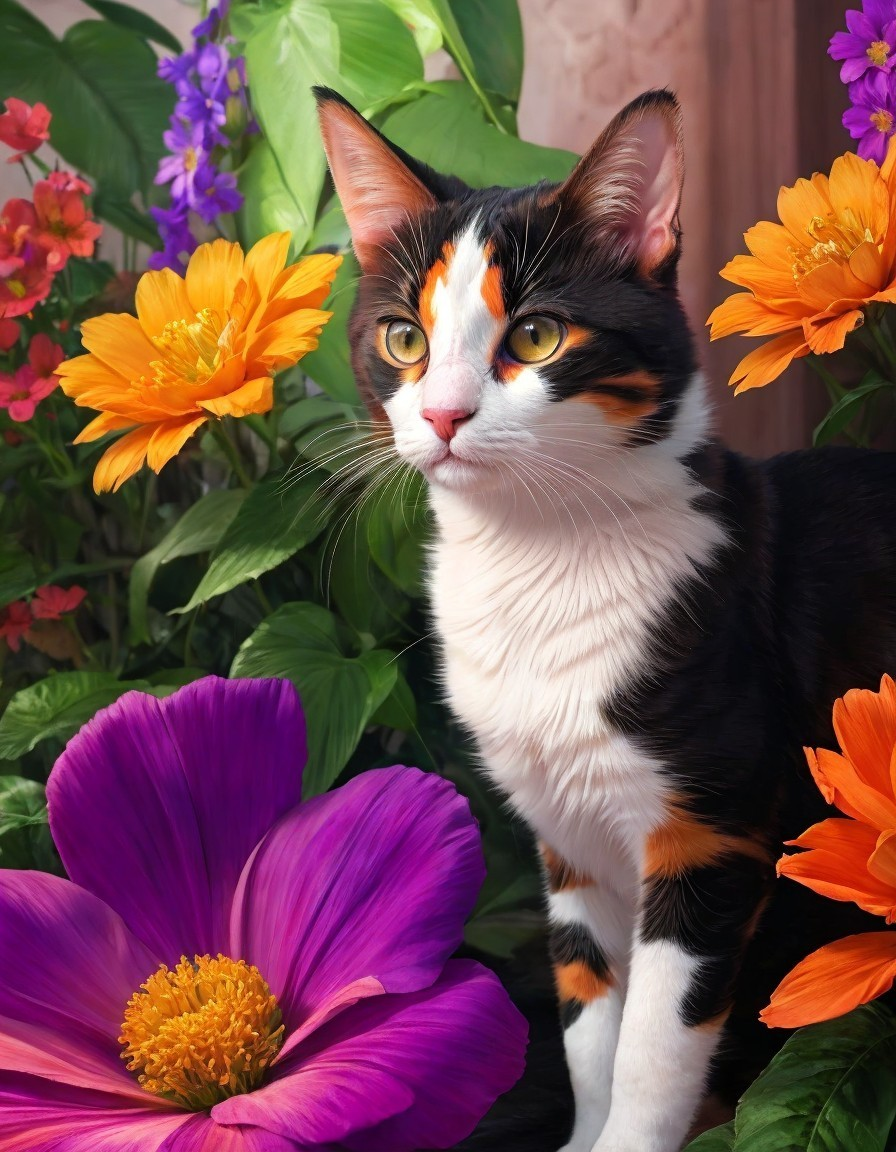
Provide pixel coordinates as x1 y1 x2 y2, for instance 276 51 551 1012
422 408 473 442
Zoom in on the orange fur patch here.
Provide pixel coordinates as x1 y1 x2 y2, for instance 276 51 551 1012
645 805 772 879
554 961 613 1004
540 843 594 892
572 370 661 427
480 244 505 320
418 241 454 332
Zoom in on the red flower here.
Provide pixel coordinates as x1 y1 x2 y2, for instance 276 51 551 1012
32 172 101 270
27 332 63 379
0 317 17 350
0 600 32 651
0 336 62 421
0 98 51 163
0 199 53 318
31 584 86 621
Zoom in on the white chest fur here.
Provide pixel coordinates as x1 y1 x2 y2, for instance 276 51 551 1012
427 436 726 883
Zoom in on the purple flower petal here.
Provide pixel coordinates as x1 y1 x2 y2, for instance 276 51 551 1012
847 8 877 39
842 54 874 81
830 30 869 59
0 871 163 1103
48 677 306 963
0 1072 188 1150
229 765 485 1030
863 0 895 30
158 1112 303 1151
214 961 527 1151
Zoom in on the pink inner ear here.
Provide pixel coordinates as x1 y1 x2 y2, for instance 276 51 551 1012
318 101 437 271
632 116 682 272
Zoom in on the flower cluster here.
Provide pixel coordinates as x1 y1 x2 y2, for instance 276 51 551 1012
152 1 250 272
831 0 896 161
0 332 62 421
0 583 86 653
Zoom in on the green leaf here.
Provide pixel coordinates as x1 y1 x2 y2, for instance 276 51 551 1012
176 473 329 612
381 81 577 187
235 0 421 254
732 1002 896 1152
449 0 522 103
0 672 156 759
278 394 357 443
0 2 171 196
92 191 161 246
0 776 47 836
80 0 182 52
366 470 428 595
379 0 443 56
684 1122 736 1151
300 253 361 403
230 602 398 796
67 257 116 306
0 546 36 608
129 488 248 643
813 374 894 446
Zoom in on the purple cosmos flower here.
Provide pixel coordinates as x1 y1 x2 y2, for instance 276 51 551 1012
0 676 527 1150
830 0 896 82
844 69 896 161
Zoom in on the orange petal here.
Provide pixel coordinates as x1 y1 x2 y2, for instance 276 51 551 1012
56 353 129 399
719 254 802 302
760 932 896 1028
78 314 155 381
198 377 272 418
777 176 833 246
269 252 342 312
778 818 896 919
135 267 193 340
795 260 872 312
808 746 896 830
73 411 136 444
707 293 798 339
729 329 808 393
870 828 896 892
743 221 795 270
91 424 156 494
803 308 864 355
834 675 896 806
828 151 889 242
246 309 329 373
848 240 885 288
185 238 245 316
244 232 291 305
145 415 207 473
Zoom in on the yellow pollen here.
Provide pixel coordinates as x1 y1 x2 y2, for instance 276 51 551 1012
119 954 285 1111
6 279 26 299
144 308 229 391
183 146 199 172
789 210 877 282
871 107 895 133
868 40 891 66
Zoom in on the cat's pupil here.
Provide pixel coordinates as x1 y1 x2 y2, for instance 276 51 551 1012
524 323 540 346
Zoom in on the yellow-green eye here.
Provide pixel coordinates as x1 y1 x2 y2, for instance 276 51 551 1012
505 315 564 363
384 320 428 365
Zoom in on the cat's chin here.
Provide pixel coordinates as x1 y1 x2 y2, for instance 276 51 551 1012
421 451 499 493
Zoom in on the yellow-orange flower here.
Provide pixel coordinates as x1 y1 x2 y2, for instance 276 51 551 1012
761 674 896 1028
707 138 896 392
57 234 341 492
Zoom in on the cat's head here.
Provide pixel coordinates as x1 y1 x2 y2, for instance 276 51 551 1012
316 87 699 496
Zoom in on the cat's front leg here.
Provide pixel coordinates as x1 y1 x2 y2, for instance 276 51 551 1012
544 851 633 1152
592 848 772 1152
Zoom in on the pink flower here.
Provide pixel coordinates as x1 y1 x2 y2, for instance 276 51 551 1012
0 333 64 419
32 172 102 270
27 332 63 379
0 317 17 350
0 199 53 318
31 585 86 621
0 601 32 651
0 98 51 163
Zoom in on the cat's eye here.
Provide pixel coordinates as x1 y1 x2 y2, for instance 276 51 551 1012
384 320 428 365
504 315 564 364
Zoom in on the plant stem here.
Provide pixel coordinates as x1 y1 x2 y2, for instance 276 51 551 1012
866 318 896 376
806 354 848 403
211 420 253 488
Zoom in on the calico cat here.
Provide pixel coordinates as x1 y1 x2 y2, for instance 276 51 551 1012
314 86 896 1152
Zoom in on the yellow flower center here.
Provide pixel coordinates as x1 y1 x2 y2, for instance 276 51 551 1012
871 107 895 133
6 279 26 299
183 146 199 172
867 40 891 66
147 308 232 390
119 954 285 1111
790 211 876 282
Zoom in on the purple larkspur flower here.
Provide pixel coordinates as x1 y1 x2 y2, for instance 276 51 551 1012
844 69 896 161
830 0 896 83
158 49 198 95
0 677 527 1150
148 204 197 272
192 165 242 223
156 118 208 201
193 0 231 42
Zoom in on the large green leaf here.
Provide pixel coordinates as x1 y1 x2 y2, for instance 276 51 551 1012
382 81 577 187
732 1003 896 1152
0 672 153 759
80 0 183 53
0 775 53 870
813 373 894 447
176 473 329 612
0 2 170 197
230 602 397 796
0 546 37 609
379 0 443 56
129 489 248 643
235 0 421 254
300 254 361 403
684 1123 736 1152
449 0 523 104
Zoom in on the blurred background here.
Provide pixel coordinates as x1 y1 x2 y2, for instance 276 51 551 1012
10 0 853 453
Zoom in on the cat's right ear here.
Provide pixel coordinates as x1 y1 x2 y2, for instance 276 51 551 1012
314 87 439 272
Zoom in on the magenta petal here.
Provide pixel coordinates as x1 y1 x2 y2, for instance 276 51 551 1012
0 871 163 1103
215 961 527 1151
230 766 485 1028
0 1072 188 1151
158 1113 304 1151
48 677 306 961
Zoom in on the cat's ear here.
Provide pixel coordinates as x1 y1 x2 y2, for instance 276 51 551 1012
315 87 441 272
556 89 684 279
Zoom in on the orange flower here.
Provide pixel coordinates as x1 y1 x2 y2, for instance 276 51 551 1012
761 674 896 1028
56 234 341 492
707 139 896 392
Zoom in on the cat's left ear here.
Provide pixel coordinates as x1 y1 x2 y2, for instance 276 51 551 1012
555 89 684 279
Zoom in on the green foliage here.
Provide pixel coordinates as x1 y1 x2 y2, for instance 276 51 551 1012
79 0 183 52
813 370 895 447
685 1004 896 1152
0 776 55 870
